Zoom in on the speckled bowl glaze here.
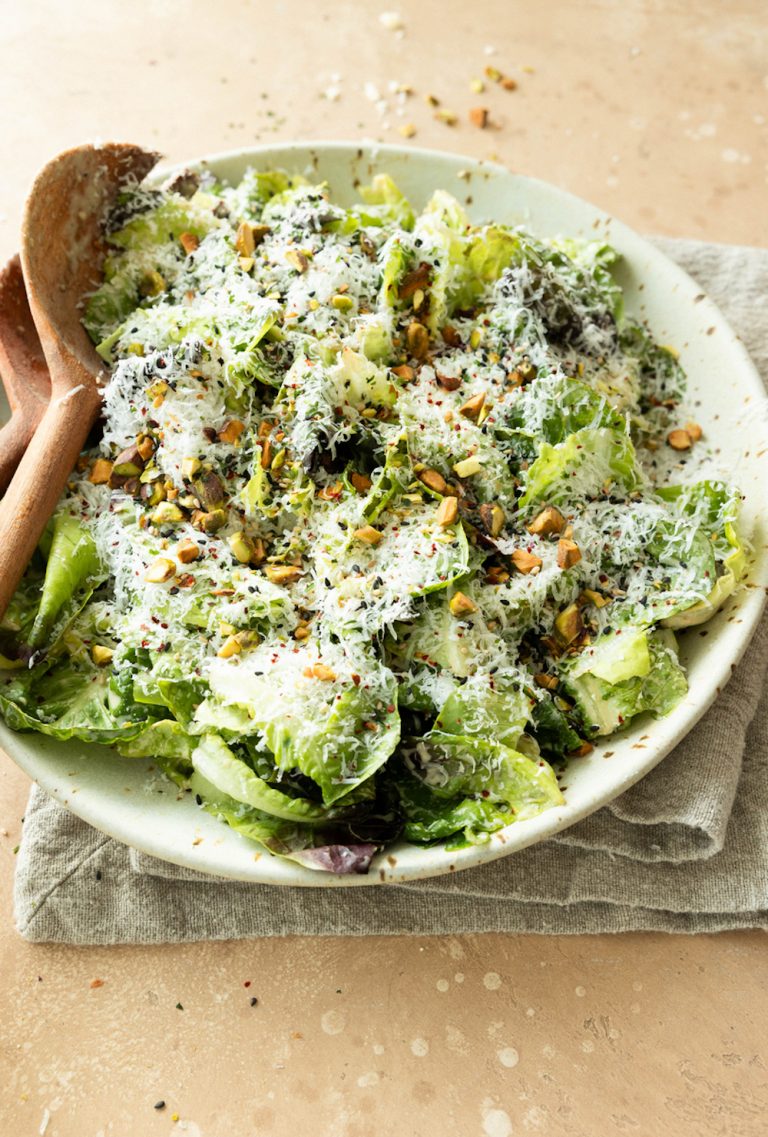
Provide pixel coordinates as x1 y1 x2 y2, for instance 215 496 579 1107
2 141 767 886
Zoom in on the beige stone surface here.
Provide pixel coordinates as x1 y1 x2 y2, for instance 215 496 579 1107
1 1 767 1134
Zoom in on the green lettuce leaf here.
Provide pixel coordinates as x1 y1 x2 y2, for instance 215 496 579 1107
29 513 104 650
559 628 687 736
518 426 643 512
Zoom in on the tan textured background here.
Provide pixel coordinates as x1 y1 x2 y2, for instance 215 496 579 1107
1 1 767 1134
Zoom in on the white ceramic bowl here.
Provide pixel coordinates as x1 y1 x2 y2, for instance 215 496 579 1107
2 142 767 886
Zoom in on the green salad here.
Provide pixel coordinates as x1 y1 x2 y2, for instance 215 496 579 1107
0 166 747 873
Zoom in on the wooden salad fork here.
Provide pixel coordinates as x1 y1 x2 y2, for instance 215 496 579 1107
0 143 159 622
0 255 51 495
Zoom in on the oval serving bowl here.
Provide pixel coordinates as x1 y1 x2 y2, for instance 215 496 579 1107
1 141 767 886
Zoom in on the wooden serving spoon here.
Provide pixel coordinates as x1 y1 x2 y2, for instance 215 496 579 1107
0 142 159 621
0 255 51 495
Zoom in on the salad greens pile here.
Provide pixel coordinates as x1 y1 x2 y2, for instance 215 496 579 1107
0 166 746 873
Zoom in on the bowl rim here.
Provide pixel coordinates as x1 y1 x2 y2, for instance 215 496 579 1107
2 139 767 887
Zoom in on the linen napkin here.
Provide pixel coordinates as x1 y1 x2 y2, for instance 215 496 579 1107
12 237 768 943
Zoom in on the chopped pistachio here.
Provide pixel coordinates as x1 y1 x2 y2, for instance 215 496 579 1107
193 470 226 510
139 270 166 298
144 558 176 584
418 468 448 495
479 502 505 537
685 421 703 441
459 392 486 420
579 588 610 609
668 428 692 451
350 472 373 494
150 501 185 525
194 508 228 533
534 672 559 691
556 538 582 570
435 496 459 527
527 505 566 537
141 482 166 507
217 419 245 446
179 231 199 254
436 372 462 392
238 256 255 273
470 77 485 93
270 448 286 472
285 248 310 273
391 364 416 382
229 531 255 564
234 630 260 651
91 645 114 668
89 458 113 485
569 741 594 757
484 565 510 585
147 380 168 402
176 538 201 564
264 564 302 586
517 358 537 383
312 663 337 681
434 109 458 126
354 525 384 545
136 435 156 463
398 123 417 139
469 328 483 350
251 224 271 246
449 591 478 617
453 456 482 478
293 625 311 641
510 549 543 575
235 221 256 257
399 262 432 300
554 603 584 646
112 444 144 478
331 293 354 311
406 322 430 360
181 456 202 479
260 438 273 470
217 635 242 659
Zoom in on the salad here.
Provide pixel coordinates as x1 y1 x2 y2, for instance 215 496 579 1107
0 166 746 873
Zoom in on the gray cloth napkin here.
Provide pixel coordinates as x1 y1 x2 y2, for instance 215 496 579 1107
12 237 768 943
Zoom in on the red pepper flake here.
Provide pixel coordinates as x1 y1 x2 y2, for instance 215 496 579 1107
244 980 252 988
90 978 104 989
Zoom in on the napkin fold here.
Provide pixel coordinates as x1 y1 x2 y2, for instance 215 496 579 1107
12 237 768 943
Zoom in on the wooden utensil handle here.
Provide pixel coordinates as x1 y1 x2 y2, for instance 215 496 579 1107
0 382 101 619
0 414 34 496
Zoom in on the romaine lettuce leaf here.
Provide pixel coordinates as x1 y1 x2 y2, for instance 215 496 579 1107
559 628 687 736
29 512 104 650
518 426 643 512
